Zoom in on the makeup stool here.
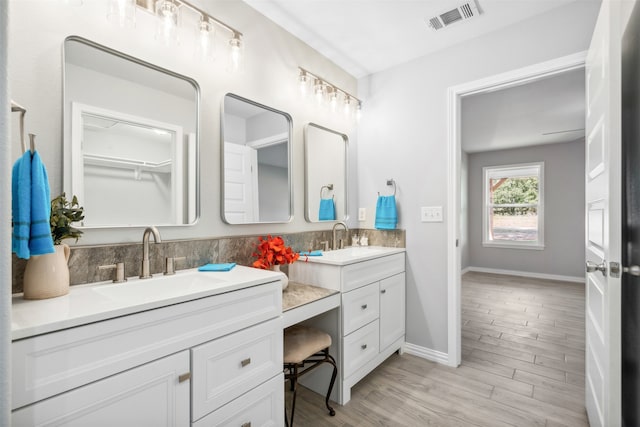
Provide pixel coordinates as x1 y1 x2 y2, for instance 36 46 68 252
283 324 338 426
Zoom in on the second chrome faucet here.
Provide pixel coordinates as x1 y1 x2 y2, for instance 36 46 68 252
140 226 162 279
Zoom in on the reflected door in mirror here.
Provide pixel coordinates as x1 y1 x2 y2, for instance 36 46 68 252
222 94 292 224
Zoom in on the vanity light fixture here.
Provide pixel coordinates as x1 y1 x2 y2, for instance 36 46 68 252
298 67 362 120
132 0 244 70
107 0 136 28
155 0 179 46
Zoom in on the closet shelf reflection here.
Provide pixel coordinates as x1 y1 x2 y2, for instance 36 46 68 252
83 153 172 174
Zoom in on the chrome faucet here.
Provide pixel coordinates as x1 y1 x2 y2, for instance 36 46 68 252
140 226 162 279
332 221 348 250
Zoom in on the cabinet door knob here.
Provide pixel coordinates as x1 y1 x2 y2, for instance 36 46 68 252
178 372 191 383
241 423 252 427
381 289 386 294
241 358 251 367
361 304 368 310
361 344 367 350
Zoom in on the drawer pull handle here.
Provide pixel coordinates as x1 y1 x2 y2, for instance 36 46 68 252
241 423 252 427
381 289 387 294
361 344 367 350
241 358 251 367
361 304 368 310
178 372 191 383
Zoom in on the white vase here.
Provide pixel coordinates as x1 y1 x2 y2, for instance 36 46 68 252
272 264 289 291
23 243 71 300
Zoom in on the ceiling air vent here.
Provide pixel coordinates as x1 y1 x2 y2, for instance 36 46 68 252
426 1 481 31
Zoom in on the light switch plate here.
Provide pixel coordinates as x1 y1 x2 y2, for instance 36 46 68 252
358 208 366 221
421 206 443 222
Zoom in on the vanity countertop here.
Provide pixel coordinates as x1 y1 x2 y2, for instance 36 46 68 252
283 282 339 312
299 246 405 266
11 265 282 341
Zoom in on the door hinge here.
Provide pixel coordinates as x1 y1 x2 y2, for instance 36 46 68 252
456 239 459 247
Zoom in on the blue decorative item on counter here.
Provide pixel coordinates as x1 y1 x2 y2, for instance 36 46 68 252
198 262 237 272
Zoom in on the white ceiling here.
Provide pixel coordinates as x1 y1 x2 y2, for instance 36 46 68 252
243 0 591 153
462 68 586 153
243 0 592 78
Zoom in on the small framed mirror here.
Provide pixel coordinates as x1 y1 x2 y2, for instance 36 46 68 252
305 123 348 222
63 36 200 227
221 93 293 224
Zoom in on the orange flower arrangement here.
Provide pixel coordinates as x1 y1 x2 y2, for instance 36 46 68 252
252 235 300 269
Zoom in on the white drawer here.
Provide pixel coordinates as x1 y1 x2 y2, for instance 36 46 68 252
342 284 380 336
12 282 281 410
343 319 379 378
192 374 284 427
342 253 405 292
191 318 283 421
13 351 190 427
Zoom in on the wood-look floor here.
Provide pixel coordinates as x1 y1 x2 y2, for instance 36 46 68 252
290 272 587 426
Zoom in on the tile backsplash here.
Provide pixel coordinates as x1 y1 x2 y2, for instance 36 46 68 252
11 229 405 294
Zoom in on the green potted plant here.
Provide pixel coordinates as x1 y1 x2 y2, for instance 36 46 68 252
23 193 84 300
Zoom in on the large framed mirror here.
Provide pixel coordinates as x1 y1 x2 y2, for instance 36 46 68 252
221 93 292 224
305 123 348 222
63 36 200 227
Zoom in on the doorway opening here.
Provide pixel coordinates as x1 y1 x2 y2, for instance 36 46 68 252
446 52 587 367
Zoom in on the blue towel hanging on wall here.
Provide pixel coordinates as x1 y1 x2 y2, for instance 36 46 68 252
375 195 398 230
12 150 55 259
318 197 336 221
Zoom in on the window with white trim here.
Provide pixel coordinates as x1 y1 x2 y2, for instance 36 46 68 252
482 162 544 249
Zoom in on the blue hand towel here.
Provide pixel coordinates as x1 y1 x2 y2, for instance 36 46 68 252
299 250 322 256
29 151 54 256
12 151 32 259
11 151 54 259
375 195 398 230
318 198 336 221
198 262 237 272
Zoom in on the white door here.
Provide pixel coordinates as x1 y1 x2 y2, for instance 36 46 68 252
584 1 622 426
224 142 258 223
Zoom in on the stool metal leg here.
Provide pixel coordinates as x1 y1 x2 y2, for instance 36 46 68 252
323 350 338 417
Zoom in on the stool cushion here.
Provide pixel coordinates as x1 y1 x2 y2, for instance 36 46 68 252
284 325 332 364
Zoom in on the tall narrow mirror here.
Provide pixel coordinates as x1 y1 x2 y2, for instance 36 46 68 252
305 123 348 222
64 36 199 227
221 94 292 224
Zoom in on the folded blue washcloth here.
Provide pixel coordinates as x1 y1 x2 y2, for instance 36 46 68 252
12 150 54 259
198 262 237 272
318 197 336 221
299 250 323 256
375 195 398 230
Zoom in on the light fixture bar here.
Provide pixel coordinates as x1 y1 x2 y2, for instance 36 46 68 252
298 67 361 105
135 0 242 37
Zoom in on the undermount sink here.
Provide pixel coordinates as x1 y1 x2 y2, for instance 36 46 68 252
92 270 228 303
301 246 405 266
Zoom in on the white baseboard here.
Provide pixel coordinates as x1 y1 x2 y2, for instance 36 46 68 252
403 342 452 365
465 266 584 283
461 266 471 275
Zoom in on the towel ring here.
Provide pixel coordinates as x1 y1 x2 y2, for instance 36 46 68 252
321 184 334 199
378 179 396 197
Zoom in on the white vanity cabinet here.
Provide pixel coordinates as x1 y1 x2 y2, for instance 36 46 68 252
289 248 406 404
11 267 284 427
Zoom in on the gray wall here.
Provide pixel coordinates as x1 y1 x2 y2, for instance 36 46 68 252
357 1 598 354
467 140 585 278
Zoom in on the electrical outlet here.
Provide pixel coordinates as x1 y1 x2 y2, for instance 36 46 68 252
421 206 443 222
358 208 366 221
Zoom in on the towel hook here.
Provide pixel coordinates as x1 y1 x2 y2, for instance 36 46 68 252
320 184 334 199
378 179 396 197
11 101 28 153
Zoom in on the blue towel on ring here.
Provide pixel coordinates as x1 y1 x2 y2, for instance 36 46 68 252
375 195 397 230
318 197 336 221
12 151 54 259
